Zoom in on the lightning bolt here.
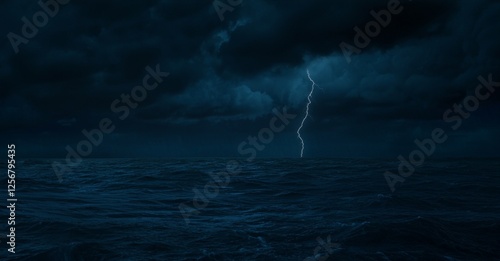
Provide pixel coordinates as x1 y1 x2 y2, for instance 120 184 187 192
297 69 317 158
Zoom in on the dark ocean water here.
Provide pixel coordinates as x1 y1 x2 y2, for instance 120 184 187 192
3 158 500 260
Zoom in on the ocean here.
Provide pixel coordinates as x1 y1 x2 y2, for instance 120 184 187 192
4 158 500 260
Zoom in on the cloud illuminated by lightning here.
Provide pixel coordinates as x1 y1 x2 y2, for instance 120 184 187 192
296 69 317 158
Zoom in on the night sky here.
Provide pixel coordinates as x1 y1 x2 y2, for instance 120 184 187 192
1 0 499 158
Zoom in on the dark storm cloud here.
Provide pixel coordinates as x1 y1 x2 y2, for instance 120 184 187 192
0 0 499 157
309 0 500 122
217 0 456 75
1 0 221 125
